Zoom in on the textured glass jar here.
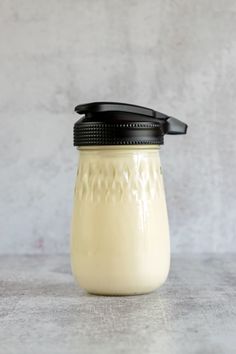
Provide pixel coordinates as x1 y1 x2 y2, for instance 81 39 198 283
71 145 170 295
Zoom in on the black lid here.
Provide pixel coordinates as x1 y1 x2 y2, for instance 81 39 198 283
74 102 187 146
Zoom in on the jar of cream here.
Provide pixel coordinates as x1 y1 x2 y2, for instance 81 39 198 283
71 102 187 295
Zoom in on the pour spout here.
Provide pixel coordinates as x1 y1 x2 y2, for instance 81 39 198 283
165 117 188 135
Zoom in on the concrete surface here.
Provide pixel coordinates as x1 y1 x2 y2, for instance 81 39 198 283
0 254 235 354
1 1 236 253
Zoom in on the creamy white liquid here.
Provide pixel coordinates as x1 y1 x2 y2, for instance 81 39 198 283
71 146 170 295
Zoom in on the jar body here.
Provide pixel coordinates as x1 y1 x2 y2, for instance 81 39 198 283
71 146 170 295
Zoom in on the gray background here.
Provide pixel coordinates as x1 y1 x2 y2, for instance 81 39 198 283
0 0 236 254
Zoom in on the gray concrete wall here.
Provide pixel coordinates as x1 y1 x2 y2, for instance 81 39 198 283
0 0 236 254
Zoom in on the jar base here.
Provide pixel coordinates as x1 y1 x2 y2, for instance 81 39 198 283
82 280 167 296
73 270 169 296
86 289 156 296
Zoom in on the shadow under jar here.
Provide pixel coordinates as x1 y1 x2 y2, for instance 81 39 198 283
71 102 188 296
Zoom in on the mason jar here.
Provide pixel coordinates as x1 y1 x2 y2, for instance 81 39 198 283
71 102 187 295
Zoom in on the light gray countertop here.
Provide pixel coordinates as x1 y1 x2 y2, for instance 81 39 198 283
0 254 235 354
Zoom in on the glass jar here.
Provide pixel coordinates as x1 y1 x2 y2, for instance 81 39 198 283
71 145 170 295
71 102 187 295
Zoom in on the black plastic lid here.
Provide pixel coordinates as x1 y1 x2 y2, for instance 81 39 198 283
74 102 187 146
